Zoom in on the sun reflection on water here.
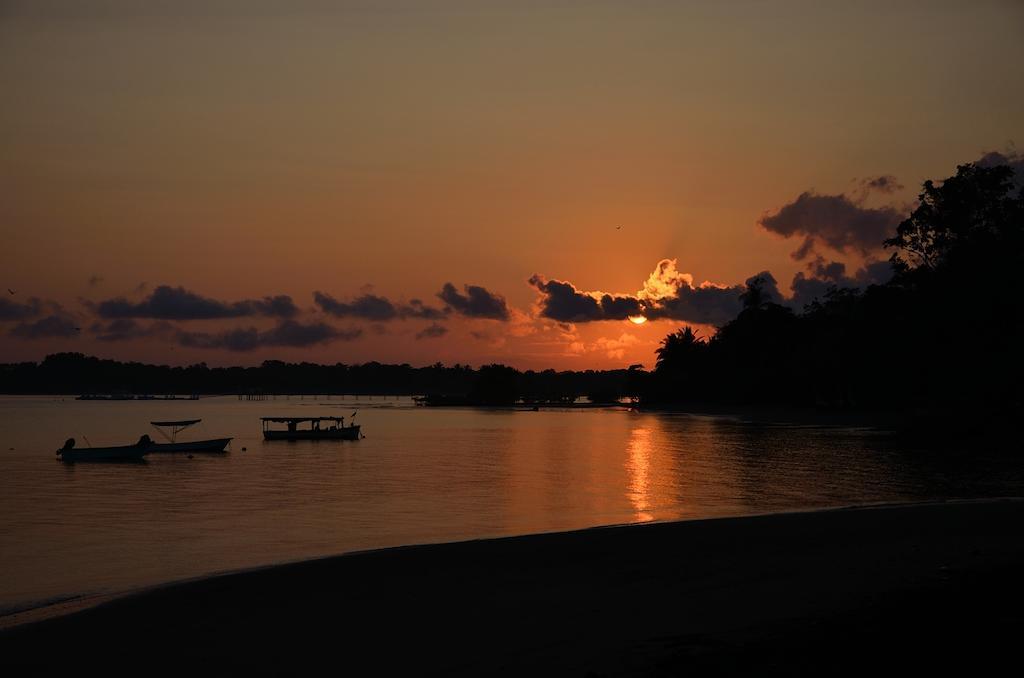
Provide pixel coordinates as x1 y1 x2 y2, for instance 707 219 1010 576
626 427 654 522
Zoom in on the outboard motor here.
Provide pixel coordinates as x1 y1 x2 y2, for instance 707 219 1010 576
58 438 75 456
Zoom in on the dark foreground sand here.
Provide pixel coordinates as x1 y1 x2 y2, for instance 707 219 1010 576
3 499 1023 676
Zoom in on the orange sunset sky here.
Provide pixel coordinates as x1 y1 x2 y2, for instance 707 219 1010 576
2 1 1023 369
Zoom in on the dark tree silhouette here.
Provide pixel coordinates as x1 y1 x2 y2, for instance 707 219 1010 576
469 364 520 405
646 158 1023 424
0 353 642 405
885 163 1022 273
881 161 1024 416
655 326 704 373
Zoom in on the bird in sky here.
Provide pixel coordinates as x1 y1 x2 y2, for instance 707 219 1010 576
7 288 15 295
615 225 622 230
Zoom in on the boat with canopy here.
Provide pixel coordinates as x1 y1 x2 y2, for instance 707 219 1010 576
261 414 361 441
149 419 232 453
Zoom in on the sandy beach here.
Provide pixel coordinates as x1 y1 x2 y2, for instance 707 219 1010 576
3 499 1022 675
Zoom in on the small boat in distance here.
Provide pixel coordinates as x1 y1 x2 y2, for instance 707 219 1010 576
57 435 152 462
149 419 232 453
261 415 361 441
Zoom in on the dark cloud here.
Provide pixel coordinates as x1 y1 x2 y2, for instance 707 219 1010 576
10 314 80 339
530 260 776 327
527 275 642 322
976 149 1024 187
90 319 173 342
314 292 446 321
253 295 300 318
789 259 894 309
790 271 840 310
644 282 747 325
598 293 644 319
95 286 298 320
759 191 903 260
633 262 778 326
404 299 447 320
530 256 891 326
437 283 510 320
528 276 602 322
765 151 1018 281
746 271 783 303
854 260 895 286
859 175 903 194
177 320 361 352
0 296 43 321
415 323 448 340
315 292 396 320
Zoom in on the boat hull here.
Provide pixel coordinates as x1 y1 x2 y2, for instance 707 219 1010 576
148 438 233 453
263 426 361 441
57 445 149 462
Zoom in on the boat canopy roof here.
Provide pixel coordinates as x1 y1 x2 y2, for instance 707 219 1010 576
151 419 201 427
261 416 345 423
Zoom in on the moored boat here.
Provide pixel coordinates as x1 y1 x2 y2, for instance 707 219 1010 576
57 435 152 462
150 437 234 453
261 415 361 441
148 419 232 453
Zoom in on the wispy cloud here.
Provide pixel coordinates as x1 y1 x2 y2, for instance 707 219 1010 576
177 320 361 351
314 292 446 321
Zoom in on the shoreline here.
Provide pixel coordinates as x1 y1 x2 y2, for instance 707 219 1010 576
0 497 999 630
3 497 1023 674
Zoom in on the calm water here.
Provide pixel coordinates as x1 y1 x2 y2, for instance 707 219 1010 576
1 395 1021 615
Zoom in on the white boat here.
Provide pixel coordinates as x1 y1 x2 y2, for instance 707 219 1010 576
148 419 232 453
57 435 151 462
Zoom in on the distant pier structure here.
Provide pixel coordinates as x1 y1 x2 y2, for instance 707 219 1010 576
236 393 407 401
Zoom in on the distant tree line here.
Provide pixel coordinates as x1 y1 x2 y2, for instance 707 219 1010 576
0 353 642 404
